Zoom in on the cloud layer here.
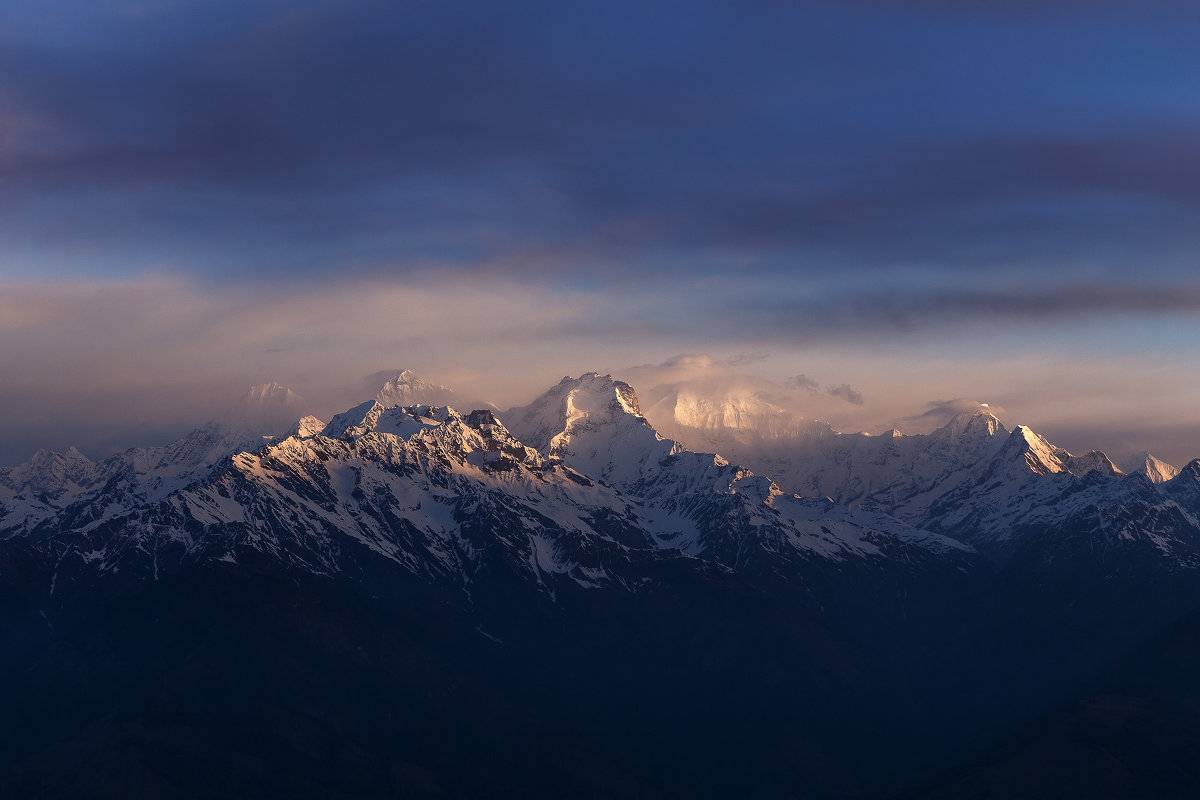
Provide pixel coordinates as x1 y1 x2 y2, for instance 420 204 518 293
2 2 1200 466
3 1 1200 285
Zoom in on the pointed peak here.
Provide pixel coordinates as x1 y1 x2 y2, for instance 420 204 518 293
1012 424 1040 441
286 415 326 439
321 399 383 439
501 373 691 488
18 446 95 471
1064 449 1121 477
944 410 1005 440
1178 459 1200 480
552 373 644 415
374 369 456 409
503 373 658 455
378 369 419 389
1119 451 1180 483
1162 459 1200 501
551 373 646 422
1003 425 1068 475
241 381 299 402
6 444 98 491
1002 427 1117 478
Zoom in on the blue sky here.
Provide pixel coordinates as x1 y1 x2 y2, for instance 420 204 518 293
3 1 1200 464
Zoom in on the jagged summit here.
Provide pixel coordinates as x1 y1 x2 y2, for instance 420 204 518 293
0 446 99 495
504 373 652 451
502 373 682 487
1003 425 1120 477
943 410 1006 441
1168 459 1200 489
1160 459 1200 509
241 382 300 405
287 415 326 439
8 369 1200 623
319 400 464 442
375 369 457 409
1120 451 1180 484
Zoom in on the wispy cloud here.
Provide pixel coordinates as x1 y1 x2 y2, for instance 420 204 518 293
787 374 820 392
826 384 865 405
2 1 1199 286
730 283 1200 343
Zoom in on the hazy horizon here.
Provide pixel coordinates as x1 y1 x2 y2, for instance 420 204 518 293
4 2 1200 467
3 353 1198 473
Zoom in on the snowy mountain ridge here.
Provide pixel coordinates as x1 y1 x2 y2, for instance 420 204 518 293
4 373 1200 800
1 373 986 611
3 371 1200 615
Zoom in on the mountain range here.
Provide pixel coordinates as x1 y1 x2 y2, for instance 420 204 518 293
3 371 1200 798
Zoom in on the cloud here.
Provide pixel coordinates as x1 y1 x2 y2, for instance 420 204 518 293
2 1 1199 289
713 283 1200 345
722 352 770 367
620 353 773 388
5 272 1200 464
826 384 865 405
894 399 1009 433
0 273 616 463
787 374 820 391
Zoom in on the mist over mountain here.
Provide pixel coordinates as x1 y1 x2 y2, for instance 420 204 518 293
222 382 311 436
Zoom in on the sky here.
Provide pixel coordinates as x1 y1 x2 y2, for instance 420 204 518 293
3 0 1200 466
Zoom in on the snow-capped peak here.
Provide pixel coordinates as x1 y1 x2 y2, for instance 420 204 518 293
1006 425 1070 475
943 410 1006 441
241 381 301 405
1 446 98 494
375 369 457 409
1172 459 1200 485
504 374 650 451
321 400 387 439
504 373 683 486
1064 450 1121 477
1162 459 1200 505
1119 451 1180 484
287 415 327 439
553 373 648 434
1002 425 1118 478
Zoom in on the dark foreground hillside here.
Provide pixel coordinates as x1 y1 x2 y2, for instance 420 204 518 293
904 604 1200 800
2 559 1199 799
0 562 941 799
